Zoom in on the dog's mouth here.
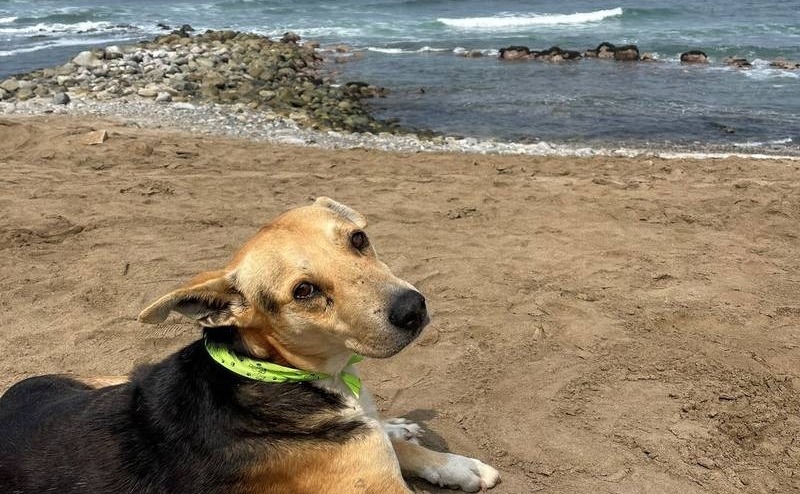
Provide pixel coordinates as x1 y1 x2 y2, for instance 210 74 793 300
346 307 430 359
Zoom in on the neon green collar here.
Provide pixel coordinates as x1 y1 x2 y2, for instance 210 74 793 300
204 338 364 397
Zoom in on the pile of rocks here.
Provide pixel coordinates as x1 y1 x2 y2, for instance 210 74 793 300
496 42 800 70
0 29 390 133
498 42 651 62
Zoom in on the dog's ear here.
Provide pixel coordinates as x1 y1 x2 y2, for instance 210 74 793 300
314 196 367 228
138 270 244 327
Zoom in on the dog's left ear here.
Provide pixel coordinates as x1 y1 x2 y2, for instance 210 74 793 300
314 196 367 228
138 270 244 327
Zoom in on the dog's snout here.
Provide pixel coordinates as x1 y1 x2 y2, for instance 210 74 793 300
388 290 428 332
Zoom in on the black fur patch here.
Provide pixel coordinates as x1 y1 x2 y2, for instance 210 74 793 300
0 330 369 493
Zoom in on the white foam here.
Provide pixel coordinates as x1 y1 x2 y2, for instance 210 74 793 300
0 16 18 24
733 137 794 148
254 26 367 38
453 46 499 56
366 46 448 54
438 7 623 30
366 47 406 54
0 21 129 35
0 35 137 57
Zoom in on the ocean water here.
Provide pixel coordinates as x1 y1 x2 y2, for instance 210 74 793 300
1 0 799 153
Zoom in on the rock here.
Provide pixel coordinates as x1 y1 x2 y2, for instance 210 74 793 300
680 50 708 63
52 92 70 105
281 32 301 44
596 42 616 59
0 78 20 92
137 88 159 97
81 129 108 145
614 45 640 61
726 57 752 69
155 91 172 102
583 49 598 58
72 50 103 68
334 44 351 53
15 87 34 100
55 75 73 86
157 23 171 30
170 24 194 37
769 59 800 70
463 50 483 58
0 88 8 100
499 46 531 60
641 52 656 62
104 46 124 60
34 86 51 97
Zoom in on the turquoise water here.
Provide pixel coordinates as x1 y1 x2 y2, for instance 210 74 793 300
1 0 799 152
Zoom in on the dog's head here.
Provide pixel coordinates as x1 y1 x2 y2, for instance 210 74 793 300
138 198 428 371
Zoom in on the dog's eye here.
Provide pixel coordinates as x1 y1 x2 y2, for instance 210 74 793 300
350 231 369 251
293 282 317 300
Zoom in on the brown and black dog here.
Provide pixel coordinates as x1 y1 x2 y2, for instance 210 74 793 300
0 197 500 493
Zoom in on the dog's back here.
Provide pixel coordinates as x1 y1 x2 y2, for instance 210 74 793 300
0 375 132 492
0 338 376 494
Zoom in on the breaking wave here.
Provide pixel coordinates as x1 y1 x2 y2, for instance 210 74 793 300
437 7 623 30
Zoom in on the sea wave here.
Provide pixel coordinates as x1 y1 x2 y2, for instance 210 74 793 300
0 35 138 57
0 16 18 24
733 137 794 148
366 46 448 54
453 46 500 56
0 21 135 35
437 7 623 30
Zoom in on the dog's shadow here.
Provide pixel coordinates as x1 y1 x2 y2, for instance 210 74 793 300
400 409 464 494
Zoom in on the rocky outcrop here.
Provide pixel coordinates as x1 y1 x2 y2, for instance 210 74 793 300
613 45 640 61
726 57 752 69
680 50 708 63
0 30 390 133
499 46 531 60
769 59 800 70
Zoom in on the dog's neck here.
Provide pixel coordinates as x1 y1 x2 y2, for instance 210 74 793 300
233 327 355 376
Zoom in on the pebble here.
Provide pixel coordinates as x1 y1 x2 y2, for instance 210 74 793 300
52 92 70 105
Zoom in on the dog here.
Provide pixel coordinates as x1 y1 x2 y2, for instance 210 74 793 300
0 197 500 493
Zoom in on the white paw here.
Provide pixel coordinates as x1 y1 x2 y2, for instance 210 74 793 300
419 454 501 492
382 417 424 444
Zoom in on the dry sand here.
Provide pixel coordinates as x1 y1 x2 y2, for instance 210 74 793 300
1 115 799 493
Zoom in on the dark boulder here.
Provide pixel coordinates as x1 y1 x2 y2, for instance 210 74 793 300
613 44 640 61
498 46 531 60
281 32 301 44
170 24 194 38
726 57 752 69
680 50 708 63
596 42 616 59
769 59 800 70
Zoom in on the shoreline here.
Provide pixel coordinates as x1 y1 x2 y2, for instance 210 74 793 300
0 29 797 161
3 97 799 161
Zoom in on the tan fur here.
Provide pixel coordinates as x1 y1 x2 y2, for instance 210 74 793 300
392 439 449 474
245 428 411 494
139 197 418 373
68 375 129 389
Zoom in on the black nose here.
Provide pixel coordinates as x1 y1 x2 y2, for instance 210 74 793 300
388 290 428 332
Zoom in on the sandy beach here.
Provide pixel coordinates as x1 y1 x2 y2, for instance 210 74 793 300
1 113 799 492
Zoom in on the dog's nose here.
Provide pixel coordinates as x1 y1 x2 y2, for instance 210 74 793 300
388 290 428 332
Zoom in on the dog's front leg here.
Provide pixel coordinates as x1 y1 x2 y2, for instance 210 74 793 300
391 439 500 492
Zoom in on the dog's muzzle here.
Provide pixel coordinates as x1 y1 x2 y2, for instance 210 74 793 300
388 289 429 333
